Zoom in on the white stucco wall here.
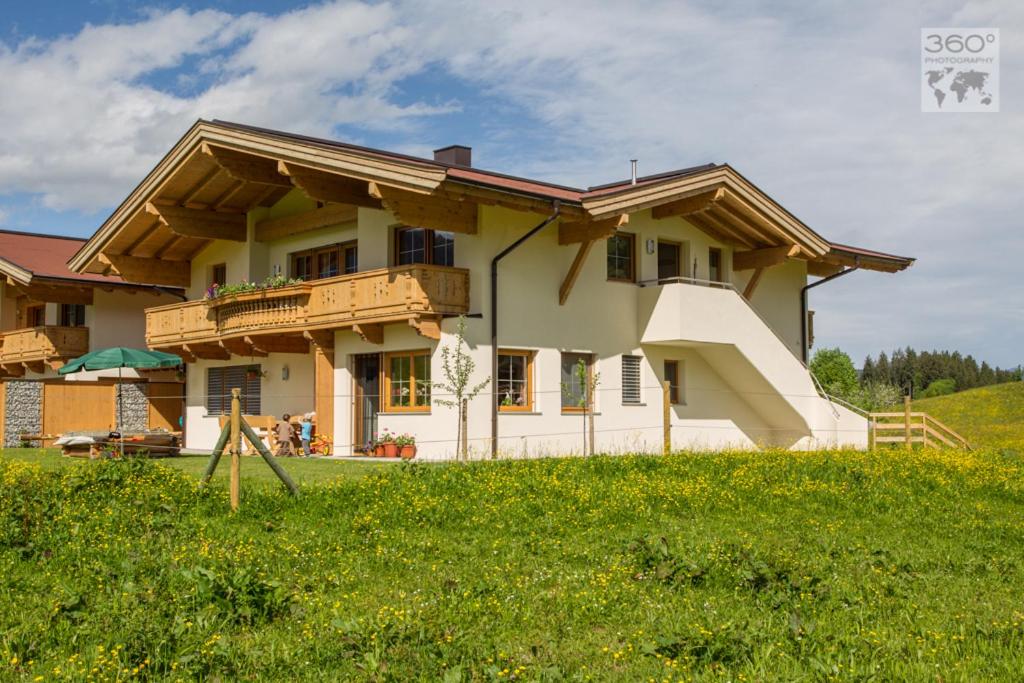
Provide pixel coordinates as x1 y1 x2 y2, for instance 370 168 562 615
174 197 866 457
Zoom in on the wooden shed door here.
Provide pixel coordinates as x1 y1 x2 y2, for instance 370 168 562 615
43 383 115 435
148 382 184 432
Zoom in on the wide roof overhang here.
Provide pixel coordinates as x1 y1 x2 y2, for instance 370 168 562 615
69 120 913 285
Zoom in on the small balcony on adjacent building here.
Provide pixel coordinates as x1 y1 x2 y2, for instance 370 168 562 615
145 264 470 359
0 326 90 375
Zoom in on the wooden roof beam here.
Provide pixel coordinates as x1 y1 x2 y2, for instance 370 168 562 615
694 211 758 249
99 253 191 288
145 202 247 242
685 213 746 248
279 162 383 209
201 143 292 187
558 214 628 245
369 182 478 234
255 203 359 242
732 245 801 271
651 188 725 220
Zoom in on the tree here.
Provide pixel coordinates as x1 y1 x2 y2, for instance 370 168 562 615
433 316 490 461
860 355 877 384
810 348 859 399
562 358 600 456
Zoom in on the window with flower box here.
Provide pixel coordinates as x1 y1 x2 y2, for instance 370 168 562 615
384 350 431 411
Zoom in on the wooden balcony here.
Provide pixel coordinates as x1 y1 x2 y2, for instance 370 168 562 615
146 265 470 357
0 326 90 375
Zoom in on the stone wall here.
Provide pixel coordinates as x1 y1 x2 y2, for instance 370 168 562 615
5 381 42 447
116 383 149 433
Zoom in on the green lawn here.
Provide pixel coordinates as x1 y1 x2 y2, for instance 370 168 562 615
3 447 1024 680
914 381 1024 453
0 448 389 486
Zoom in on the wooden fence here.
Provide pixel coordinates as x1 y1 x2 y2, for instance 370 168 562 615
869 397 971 450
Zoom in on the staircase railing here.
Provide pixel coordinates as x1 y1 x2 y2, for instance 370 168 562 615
868 411 972 450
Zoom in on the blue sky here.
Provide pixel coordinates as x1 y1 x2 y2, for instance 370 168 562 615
0 1 1021 367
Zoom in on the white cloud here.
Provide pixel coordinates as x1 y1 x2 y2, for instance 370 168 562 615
0 1 1020 364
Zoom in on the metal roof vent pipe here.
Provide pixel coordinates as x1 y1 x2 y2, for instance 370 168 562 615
631 159 638 185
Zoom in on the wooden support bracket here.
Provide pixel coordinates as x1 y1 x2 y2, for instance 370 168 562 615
352 323 384 345
409 317 441 341
559 239 595 305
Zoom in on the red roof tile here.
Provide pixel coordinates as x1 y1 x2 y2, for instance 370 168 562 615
0 230 131 285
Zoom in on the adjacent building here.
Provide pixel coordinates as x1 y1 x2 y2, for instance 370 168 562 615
69 120 913 458
0 230 182 446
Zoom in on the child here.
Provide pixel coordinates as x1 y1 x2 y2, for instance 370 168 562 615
275 414 294 456
300 412 314 457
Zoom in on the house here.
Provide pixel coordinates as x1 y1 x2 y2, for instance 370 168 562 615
68 120 913 458
0 229 184 446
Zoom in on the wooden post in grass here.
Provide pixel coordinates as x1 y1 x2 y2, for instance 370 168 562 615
663 380 671 455
240 419 300 497
229 388 241 511
904 394 912 451
200 422 232 484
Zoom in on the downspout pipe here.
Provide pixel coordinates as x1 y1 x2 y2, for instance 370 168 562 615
800 262 859 363
490 200 561 458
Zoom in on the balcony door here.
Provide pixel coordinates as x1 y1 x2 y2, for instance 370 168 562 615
658 241 681 282
353 353 381 452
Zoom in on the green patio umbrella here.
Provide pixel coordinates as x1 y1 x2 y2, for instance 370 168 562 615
59 348 182 455
58 347 182 375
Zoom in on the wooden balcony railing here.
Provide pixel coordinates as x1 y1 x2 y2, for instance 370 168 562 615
0 326 90 368
145 264 470 349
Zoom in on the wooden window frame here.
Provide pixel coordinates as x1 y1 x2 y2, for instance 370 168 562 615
606 232 636 283
59 303 86 327
393 226 455 267
657 239 682 282
496 349 534 412
383 349 432 412
25 304 44 328
708 247 724 283
664 360 683 405
210 263 227 288
560 352 593 413
289 241 357 281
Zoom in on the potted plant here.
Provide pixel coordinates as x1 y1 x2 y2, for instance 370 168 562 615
370 434 386 457
245 365 263 381
379 429 398 458
395 433 417 459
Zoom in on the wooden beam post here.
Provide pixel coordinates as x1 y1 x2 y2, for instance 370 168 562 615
200 422 232 485
558 214 628 245
202 143 292 187
742 267 765 300
99 253 191 288
278 162 383 208
230 387 241 511
663 380 671 456
559 239 595 305
904 394 912 451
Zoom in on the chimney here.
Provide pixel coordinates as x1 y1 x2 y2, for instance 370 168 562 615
630 159 638 185
434 145 472 167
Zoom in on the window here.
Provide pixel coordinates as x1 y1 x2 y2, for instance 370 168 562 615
290 241 356 281
26 304 44 327
621 355 642 404
384 350 431 411
210 263 227 287
395 227 455 267
561 352 593 411
709 248 723 282
59 303 86 327
497 350 533 411
206 365 262 415
658 241 681 281
664 360 683 404
607 233 635 282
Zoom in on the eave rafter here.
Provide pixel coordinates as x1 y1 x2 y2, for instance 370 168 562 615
558 214 628 246
98 253 191 288
201 143 292 187
145 202 247 242
279 162 383 209
369 182 478 234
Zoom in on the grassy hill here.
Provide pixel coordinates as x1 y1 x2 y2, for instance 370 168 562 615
3 449 1024 680
914 381 1024 452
